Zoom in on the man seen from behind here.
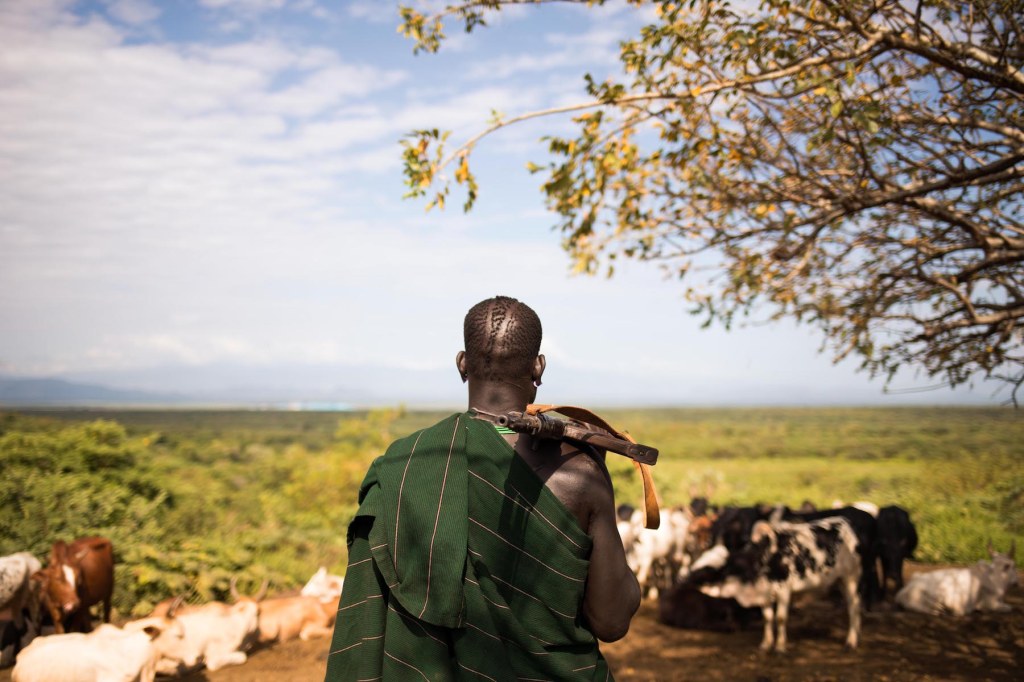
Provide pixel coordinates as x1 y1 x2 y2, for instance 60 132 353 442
324 295 640 680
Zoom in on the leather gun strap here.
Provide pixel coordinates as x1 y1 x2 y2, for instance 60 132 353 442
526 404 661 530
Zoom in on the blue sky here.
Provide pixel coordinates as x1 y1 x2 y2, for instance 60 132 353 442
0 0 1004 407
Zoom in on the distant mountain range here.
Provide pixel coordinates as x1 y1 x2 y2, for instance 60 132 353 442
0 364 461 409
0 376 188 406
0 364 671 408
0 361 995 409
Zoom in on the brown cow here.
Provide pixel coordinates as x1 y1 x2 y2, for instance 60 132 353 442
230 577 337 644
33 536 114 634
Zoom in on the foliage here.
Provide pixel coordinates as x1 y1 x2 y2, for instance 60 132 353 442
604 406 1024 564
2 406 1019 619
0 409 397 617
399 0 1024 403
0 416 173 616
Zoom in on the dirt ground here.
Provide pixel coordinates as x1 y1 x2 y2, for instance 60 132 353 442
3 563 1021 681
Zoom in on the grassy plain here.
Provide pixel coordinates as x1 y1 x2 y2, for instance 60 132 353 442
2 406 1021 618
605 407 1023 562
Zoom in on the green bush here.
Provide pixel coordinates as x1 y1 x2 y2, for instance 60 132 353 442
0 410 393 617
604 407 1022 564
2 406 1020 619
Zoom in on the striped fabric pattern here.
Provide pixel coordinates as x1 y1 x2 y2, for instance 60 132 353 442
325 413 612 681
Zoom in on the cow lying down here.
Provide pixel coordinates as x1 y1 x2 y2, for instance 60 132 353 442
149 593 259 674
148 575 337 675
688 517 862 653
657 582 762 632
895 542 1017 616
230 578 338 645
11 617 194 682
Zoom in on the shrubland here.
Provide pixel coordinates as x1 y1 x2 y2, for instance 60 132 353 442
0 409 393 617
606 407 1023 562
1 406 1020 618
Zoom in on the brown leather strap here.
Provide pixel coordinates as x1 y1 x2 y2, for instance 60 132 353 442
526 404 660 530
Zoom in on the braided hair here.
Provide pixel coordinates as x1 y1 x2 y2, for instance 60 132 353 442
463 296 542 381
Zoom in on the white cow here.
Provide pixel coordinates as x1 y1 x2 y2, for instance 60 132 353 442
0 552 42 635
896 542 1018 616
11 616 194 682
621 507 691 599
151 599 260 674
300 567 345 603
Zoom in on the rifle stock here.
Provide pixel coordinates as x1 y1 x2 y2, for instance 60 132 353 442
492 410 659 466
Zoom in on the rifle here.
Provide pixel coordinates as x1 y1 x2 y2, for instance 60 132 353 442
472 404 661 528
474 409 658 466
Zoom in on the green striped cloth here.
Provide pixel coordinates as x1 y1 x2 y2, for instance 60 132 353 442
324 413 612 681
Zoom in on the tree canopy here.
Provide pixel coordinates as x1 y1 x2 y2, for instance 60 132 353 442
399 0 1024 403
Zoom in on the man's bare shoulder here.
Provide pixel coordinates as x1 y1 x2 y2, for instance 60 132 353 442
555 440 612 486
537 441 614 532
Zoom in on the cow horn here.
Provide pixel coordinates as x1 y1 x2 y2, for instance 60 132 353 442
167 595 186 618
253 578 270 602
229 576 241 602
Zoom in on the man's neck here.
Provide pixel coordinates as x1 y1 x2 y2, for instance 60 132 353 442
465 379 535 416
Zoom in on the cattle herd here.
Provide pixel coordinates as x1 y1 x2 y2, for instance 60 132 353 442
619 499 1019 653
0 540 344 681
0 500 1018 679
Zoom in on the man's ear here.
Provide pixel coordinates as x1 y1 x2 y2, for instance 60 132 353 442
532 354 546 387
456 351 468 382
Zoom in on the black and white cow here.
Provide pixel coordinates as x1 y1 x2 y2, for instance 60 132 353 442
874 505 918 600
780 505 880 608
687 517 862 653
709 505 774 553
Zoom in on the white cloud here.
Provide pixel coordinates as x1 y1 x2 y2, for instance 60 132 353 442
574 0 659 22
0 1 584 376
462 24 625 81
0 0 75 28
198 0 287 12
0 3 425 367
0 1 997 405
0 5 409 222
196 0 333 26
346 1 396 24
194 39 305 71
103 0 161 26
110 334 273 367
256 63 408 117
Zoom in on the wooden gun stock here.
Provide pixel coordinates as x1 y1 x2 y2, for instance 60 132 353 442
473 404 661 529
492 410 659 466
